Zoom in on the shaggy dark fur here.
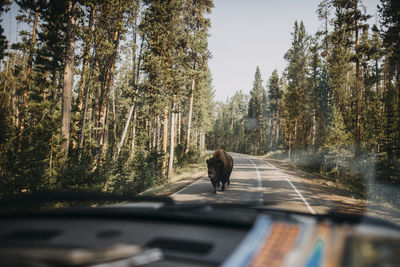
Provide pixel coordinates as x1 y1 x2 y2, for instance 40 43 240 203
206 149 233 193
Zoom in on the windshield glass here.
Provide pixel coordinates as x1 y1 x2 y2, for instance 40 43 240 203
0 0 399 225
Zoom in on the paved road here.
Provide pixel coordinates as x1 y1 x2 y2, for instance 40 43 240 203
171 152 333 214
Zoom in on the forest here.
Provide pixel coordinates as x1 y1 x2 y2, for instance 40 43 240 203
0 0 399 202
0 0 214 198
207 0 400 200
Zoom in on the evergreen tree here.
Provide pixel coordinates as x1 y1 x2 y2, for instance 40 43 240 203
328 3 353 134
379 0 400 161
324 105 351 182
267 69 282 150
282 21 310 157
0 0 11 58
141 0 188 178
61 0 76 162
183 0 213 154
247 66 264 154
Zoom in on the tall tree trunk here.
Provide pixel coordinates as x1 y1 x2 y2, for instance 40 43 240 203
156 114 161 151
270 113 276 150
288 127 292 160
78 70 91 161
77 5 95 115
75 5 94 153
111 85 117 142
168 100 176 179
355 17 361 156
97 28 120 167
116 105 135 160
275 110 280 145
200 128 205 155
11 25 18 126
162 106 168 178
294 118 298 147
383 56 393 162
116 19 143 160
61 0 76 162
194 127 199 150
129 108 137 159
117 15 143 160
92 60 101 142
153 116 157 150
185 73 195 153
177 111 181 145
148 119 152 150
18 5 39 153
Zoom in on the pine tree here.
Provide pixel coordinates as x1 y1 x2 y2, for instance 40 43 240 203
140 0 188 178
267 70 282 150
324 105 351 182
183 0 213 154
15 0 41 153
328 3 353 136
61 0 76 162
247 66 264 154
0 0 11 59
282 21 310 157
379 0 400 161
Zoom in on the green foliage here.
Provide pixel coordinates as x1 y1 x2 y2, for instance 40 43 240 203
175 144 201 167
0 0 11 58
267 69 283 150
0 0 214 200
206 91 249 153
247 66 266 154
0 91 18 198
282 21 311 154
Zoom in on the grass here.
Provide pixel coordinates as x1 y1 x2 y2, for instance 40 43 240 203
139 153 210 196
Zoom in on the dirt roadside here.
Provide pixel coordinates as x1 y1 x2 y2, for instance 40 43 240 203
139 170 206 196
260 157 400 226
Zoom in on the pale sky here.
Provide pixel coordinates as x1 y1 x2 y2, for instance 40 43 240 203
1 0 380 102
208 0 380 101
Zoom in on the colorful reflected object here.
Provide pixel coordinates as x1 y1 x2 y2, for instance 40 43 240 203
304 239 324 267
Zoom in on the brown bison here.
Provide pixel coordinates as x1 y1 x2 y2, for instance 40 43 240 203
206 149 233 193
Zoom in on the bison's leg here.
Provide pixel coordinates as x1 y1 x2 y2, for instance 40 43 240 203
220 176 228 191
211 180 217 194
227 169 232 185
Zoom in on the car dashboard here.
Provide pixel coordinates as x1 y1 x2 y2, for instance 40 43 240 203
0 204 399 267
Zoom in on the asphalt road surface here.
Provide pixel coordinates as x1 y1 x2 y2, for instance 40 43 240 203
172 152 339 215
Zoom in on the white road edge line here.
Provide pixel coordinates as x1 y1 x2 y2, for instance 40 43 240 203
263 160 316 215
283 175 316 215
170 176 205 197
248 158 263 205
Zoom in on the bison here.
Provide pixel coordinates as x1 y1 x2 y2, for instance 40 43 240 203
206 149 233 193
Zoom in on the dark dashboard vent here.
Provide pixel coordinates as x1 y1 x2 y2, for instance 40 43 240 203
96 229 121 239
3 229 61 241
147 238 213 254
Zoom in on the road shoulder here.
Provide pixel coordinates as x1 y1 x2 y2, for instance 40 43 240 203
258 156 400 225
139 170 206 196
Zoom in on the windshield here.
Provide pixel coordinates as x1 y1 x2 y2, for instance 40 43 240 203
0 0 399 225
